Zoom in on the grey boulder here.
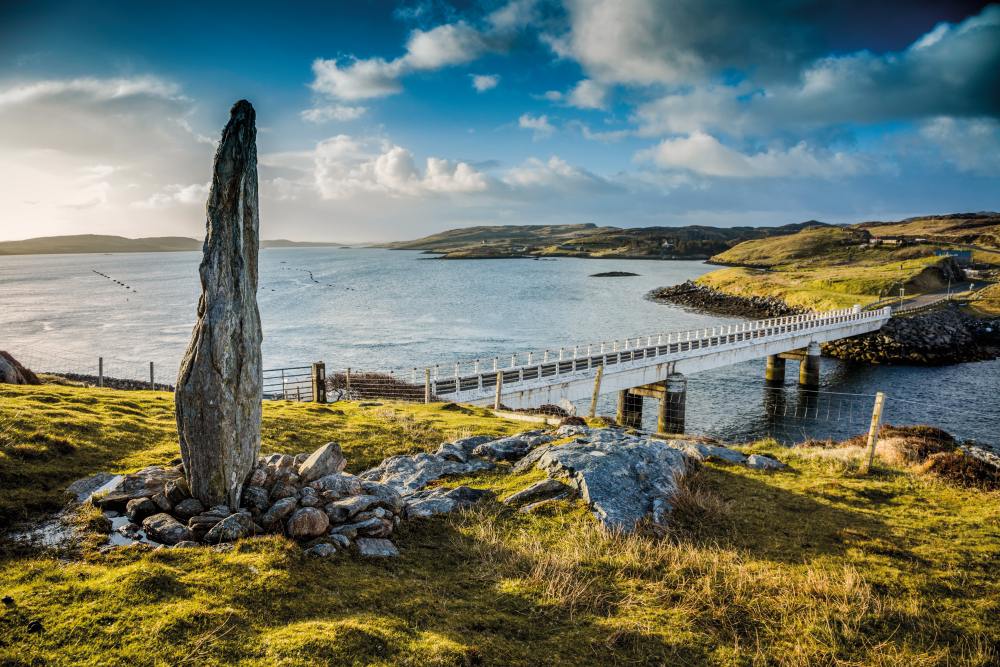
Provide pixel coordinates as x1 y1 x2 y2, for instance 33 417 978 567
141 513 192 545
536 436 690 531
125 497 158 523
355 537 399 557
745 454 786 470
310 473 362 498
203 513 255 544
260 496 298 527
359 452 493 496
677 442 747 465
173 497 206 520
286 507 330 539
94 467 182 511
297 442 347 483
305 543 336 558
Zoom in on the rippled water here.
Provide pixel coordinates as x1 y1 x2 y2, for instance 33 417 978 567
2 248 997 446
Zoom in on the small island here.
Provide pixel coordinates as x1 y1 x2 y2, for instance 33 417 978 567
590 271 639 277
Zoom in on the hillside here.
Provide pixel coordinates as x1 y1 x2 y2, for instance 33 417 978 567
1 383 998 664
695 223 996 311
856 212 1000 249
0 235 341 256
384 221 831 259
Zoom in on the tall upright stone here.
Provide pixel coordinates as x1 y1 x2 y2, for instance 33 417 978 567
176 100 262 508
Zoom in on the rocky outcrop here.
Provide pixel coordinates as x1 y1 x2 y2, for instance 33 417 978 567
521 427 787 530
824 304 1000 364
175 100 263 508
647 281 803 318
535 429 690 531
0 352 40 385
358 451 494 495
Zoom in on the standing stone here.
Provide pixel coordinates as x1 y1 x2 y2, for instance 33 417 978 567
175 100 263 509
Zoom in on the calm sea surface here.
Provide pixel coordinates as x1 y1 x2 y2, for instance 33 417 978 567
2 248 997 446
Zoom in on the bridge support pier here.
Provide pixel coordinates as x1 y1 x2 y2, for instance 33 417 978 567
659 373 687 434
617 390 643 428
765 355 786 385
798 342 821 389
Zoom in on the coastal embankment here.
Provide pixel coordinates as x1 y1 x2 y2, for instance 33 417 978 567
824 304 1000 364
647 280 803 318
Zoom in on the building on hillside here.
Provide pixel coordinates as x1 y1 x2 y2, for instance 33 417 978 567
868 235 909 246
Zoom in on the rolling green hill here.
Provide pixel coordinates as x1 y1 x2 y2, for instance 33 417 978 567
0 235 341 256
695 218 998 310
384 221 831 259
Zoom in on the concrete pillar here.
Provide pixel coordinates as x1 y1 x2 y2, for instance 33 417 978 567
660 373 687 434
617 390 643 428
765 355 786 384
799 341 821 389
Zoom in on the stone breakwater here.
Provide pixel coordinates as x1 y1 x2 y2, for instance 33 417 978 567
647 281 803 318
823 304 1000 365
63 426 787 555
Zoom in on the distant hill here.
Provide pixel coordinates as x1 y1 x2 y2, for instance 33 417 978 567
382 221 831 259
0 235 341 256
383 223 614 251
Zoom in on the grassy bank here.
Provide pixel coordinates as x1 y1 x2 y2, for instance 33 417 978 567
2 384 999 665
700 227 975 311
0 384 522 526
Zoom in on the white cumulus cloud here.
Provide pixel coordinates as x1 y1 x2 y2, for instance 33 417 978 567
518 113 555 139
471 74 500 92
637 132 866 179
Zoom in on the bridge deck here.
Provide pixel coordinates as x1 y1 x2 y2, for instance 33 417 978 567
428 306 891 409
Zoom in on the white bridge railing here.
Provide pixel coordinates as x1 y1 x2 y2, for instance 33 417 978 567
427 306 891 401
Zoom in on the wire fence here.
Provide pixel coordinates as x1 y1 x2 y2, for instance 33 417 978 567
4 344 998 458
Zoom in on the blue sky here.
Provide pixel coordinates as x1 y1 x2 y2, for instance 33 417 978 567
1 1 998 242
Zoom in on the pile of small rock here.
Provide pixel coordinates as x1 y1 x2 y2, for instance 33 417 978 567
69 426 788 555
77 442 408 557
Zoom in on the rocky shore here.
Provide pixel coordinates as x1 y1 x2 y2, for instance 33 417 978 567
824 304 1000 364
647 281 803 318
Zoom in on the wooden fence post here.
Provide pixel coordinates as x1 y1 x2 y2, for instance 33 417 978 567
494 371 503 410
588 365 603 418
860 392 885 474
98 357 103 388
424 368 431 404
149 361 155 390
311 362 326 403
345 367 351 396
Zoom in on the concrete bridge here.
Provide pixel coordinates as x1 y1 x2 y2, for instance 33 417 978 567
428 305 892 432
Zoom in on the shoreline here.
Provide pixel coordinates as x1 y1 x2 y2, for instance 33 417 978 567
647 280 1000 365
646 280 803 318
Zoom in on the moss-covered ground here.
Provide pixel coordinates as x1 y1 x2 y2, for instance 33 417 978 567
1 384 998 665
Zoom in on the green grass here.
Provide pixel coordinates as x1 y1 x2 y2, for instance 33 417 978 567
968 282 1000 316
2 385 999 665
700 227 974 311
0 384 523 525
